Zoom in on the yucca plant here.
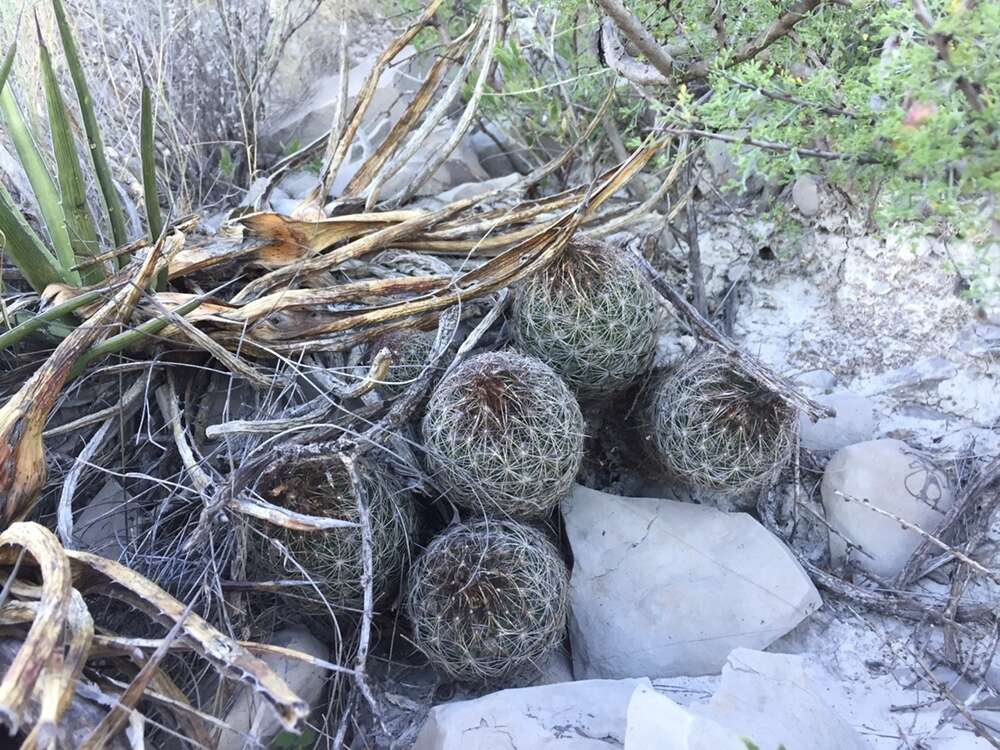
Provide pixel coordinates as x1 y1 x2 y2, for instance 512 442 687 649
0 2 162 309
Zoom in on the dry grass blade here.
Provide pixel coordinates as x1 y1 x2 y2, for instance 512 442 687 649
0 523 71 735
65 550 309 731
397 0 501 204
320 0 445 192
342 24 480 198
0 237 161 522
19 588 93 750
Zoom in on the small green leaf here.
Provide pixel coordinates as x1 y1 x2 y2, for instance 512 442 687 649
0 285 104 350
0 41 16 94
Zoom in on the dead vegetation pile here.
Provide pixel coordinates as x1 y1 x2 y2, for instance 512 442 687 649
1 1 999 748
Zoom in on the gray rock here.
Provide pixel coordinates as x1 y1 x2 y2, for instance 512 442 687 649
698 648 871 750
533 646 575 687
799 391 879 452
627 649 871 749
276 171 320 200
74 479 131 559
269 197 301 217
860 356 958 395
469 127 519 178
821 438 953 580
413 678 647 749
377 123 490 200
262 46 422 154
217 628 329 750
562 485 821 679
704 139 738 185
793 369 839 394
430 173 520 204
792 174 820 216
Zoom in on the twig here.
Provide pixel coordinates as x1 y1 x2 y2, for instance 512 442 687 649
657 126 886 164
897 454 1000 586
728 0 826 72
684 160 707 318
597 18 671 86
56 376 146 547
342 453 389 739
834 489 1000 586
629 248 834 421
910 648 1000 749
593 0 683 80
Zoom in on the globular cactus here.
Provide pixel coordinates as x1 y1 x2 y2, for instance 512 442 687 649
512 238 659 399
405 519 569 684
368 328 436 394
249 456 417 613
646 348 797 493
421 351 584 518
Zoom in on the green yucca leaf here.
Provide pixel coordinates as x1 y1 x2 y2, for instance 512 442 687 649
37 21 104 286
0 182 71 291
51 0 127 252
0 86 77 281
139 71 166 289
69 293 205 379
0 285 105 350
0 42 15 93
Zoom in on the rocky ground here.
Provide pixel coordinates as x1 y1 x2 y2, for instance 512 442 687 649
240 35 1000 747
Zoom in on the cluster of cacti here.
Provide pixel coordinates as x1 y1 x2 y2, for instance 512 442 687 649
421 350 584 518
404 519 569 683
512 238 659 398
645 348 797 493
251 242 798 687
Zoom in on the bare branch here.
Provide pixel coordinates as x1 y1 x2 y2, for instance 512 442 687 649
598 19 670 86
658 126 888 164
729 0 825 70
593 0 691 80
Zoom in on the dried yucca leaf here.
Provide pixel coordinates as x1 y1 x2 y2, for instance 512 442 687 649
0 523 71 735
0 240 161 523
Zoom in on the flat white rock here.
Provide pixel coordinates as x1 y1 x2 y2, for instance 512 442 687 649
625 684 747 750
699 648 872 750
413 678 647 749
563 485 821 678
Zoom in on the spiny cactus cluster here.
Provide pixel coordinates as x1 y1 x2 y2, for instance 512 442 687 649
646 347 797 494
421 350 584 518
404 519 569 683
512 238 659 399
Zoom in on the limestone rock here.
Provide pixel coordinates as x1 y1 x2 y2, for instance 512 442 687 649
217 628 329 750
469 125 521 178
73 479 131 559
821 438 953 579
625 684 747 750
699 648 871 750
562 485 821 679
792 174 820 216
262 46 422 154
799 391 879 452
276 171 320 200
412 678 647 749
